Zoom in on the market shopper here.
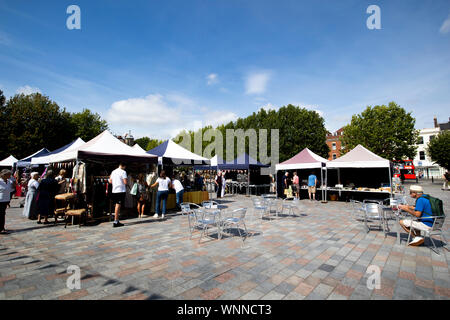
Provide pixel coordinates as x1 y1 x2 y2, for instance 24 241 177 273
151 170 171 219
37 170 58 224
0 169 15 234
443 171 449 191
292 171 300 199
221 171 226 197
55 169 68 194
398 185 434 246
172 174 184 211
136 173 148 218
215 171 223 198
307 171 317 201
23 172 40 220
109 163 128 227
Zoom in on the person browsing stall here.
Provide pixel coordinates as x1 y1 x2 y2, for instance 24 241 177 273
109 163 128 228
398 185 434 246
0 169 15 234
151 170 171 219
307 172 317 201
171 175 184 211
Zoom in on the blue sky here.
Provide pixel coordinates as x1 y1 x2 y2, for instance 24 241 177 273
1 0 449 139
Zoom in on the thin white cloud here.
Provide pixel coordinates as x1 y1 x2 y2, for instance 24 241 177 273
245 71 271 95
203 111 238 127
439 14 450 34
206 73 218 85
107 93 238 140
16 85 41 95
107 94 179 126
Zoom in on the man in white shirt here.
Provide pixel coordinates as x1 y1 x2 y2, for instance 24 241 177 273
172 175 184 211
109 163 128 227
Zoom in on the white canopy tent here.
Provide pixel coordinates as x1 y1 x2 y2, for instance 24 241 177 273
276 148 329 200
0 155 18 167
31 138 85 165
46 130 157 163
276 148 328 171
147 139 210 166
326 144 392 199
132 144 147 154
327 144 390 168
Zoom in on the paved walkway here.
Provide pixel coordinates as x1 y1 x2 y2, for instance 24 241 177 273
1 181 449 300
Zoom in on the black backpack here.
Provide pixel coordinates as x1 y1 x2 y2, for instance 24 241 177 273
421 195 444 217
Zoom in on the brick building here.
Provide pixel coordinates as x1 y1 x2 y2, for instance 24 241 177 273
326 127 344 160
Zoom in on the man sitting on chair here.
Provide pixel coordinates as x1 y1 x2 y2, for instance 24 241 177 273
398 185 434 246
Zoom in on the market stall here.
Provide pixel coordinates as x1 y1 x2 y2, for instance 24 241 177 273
15 148 50 168
214 153 271 195
326 144 392 201
0 155 18 169
46 130 158 220
275 148 328 199
147 140 211 210
31 138 85 165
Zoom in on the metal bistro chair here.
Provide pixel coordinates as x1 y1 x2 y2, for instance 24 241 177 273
363 200 389 236
222 208 248 242
197 207 222 243
281 197 298 217
406 214 447 254
252 197 270 222
350 199 366 221
181 202 202 239
202 200 219 209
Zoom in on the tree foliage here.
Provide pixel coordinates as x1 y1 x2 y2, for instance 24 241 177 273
173 104 329 162
0 90 5 107
134 137 165 151
70 108 108 142
0 93 108 159
340 102 418 160
427 131 450 170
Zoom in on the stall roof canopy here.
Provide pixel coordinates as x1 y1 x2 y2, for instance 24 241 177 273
47 130 157 163
0 155 18 167
147 140 210 165
31 138 85 165
194 154 226 170
16 148 50 167
132 144 147 153
276 148 328 171
327 144 390 168
218 153 269 170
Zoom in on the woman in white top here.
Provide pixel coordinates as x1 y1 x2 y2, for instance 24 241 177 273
150 170 171 219
23 172 40 219
0 169 15 234
171 175 184 211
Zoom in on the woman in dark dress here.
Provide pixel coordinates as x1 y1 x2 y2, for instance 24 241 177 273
215 171 223 198
37 170 58 224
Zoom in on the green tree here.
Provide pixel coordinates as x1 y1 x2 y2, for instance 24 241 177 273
146 138 165 151
0 93 75 159
70 108 108 142
427 131 450 170
0 90 5 107
172 104 329 162
341 102 418 160
135 137 151 151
